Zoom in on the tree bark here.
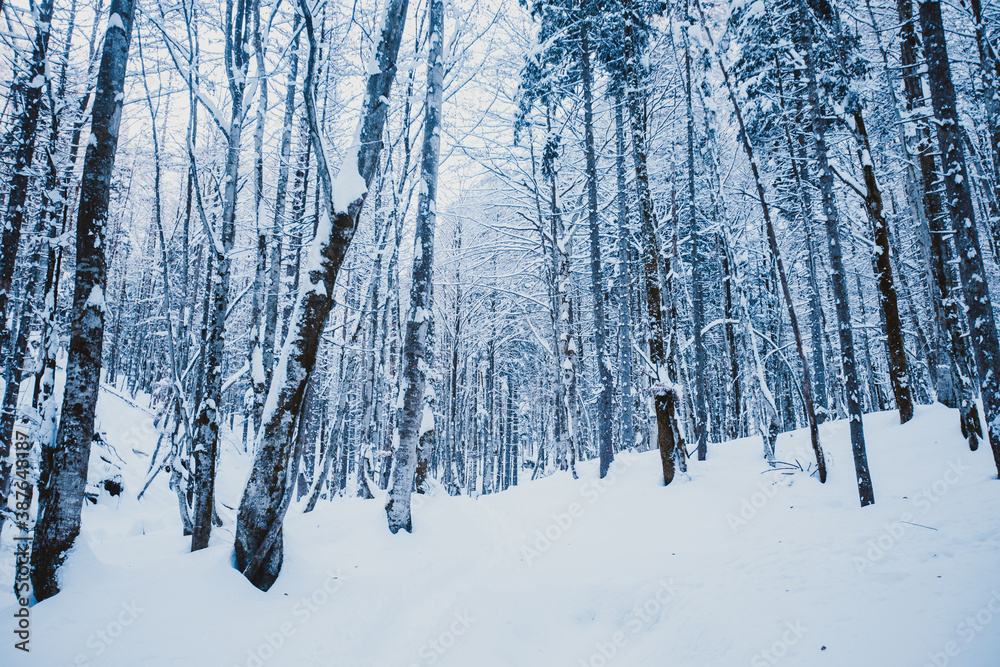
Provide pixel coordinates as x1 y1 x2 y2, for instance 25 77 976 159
895 0 979 446
919 0 1000 474
235 0 410 590
386 0 443 533
0 0 55 509
797 0 872 505
683 18 708 461
264 13 301 386
247 0 270 436
969 0 1000 204
624 6 681 485
849 110 914 423
191 0 252 552
579 23 614 477
613 98 636 453
31 0 135 600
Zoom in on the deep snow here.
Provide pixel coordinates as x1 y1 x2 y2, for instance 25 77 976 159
2 393 1000 667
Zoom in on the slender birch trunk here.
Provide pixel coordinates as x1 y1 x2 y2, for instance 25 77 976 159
264 13 301 384
190 0 252 552
386 0 444 532
247 0 269 435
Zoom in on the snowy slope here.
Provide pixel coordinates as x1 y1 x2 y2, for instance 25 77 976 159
3 397 1000 667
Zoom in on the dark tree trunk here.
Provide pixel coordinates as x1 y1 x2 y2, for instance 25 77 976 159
722 234 741 438
969 0 1000 201
919 0 1000 474
850 110 914 423
579 24 614 476
624 7 681 486
0 0 54 508
797 0 873 505
895 0 979 445
236 0 410 590
31 0 135 601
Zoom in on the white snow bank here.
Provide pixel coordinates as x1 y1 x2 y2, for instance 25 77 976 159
2 401 1000 666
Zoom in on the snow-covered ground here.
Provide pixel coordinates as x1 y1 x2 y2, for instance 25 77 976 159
2 394 1000 666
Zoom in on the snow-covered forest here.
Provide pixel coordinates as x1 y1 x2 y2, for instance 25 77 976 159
1 0 1000 663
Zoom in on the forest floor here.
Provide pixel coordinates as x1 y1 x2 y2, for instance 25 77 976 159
2 392 1000 666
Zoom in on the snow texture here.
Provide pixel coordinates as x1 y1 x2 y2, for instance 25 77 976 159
418 403 435 437
2 397 1000 666
107 12 125 32
85 285 105 311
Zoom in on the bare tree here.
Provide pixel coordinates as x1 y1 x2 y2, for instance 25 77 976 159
235 0 411 590
386 0 445 533
31 0 136 600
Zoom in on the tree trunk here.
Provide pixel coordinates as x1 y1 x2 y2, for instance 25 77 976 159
797 0 873 505
721 234 742 438
919 0 1000 474
683 19 708 461
247 0 270 436
386 0 443 533
849 111 914 423
775 62 829 425
613 98 636 453
31 0 135 601
693 0 826 481
191 0 252 552
579 24 614 477
265 13 301 386
546 117 581 481
235 0 410 590
969 0 1000 204
895 0 979 446
0 0 55 509
624 8 680 486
